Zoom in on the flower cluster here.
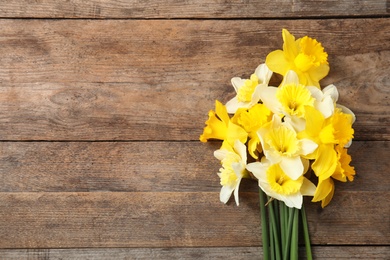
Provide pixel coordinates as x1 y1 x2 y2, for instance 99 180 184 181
200 29 356 208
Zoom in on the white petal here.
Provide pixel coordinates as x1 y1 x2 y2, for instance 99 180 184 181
255 63 273 84
280 194 303 209
300 178 316 196
250 84 263 105
307 86 323 100
280 156 303 180
259 87 281 114
214 149 228 161
234 140 247 164
300 138 318 155
284 116 306 132
323 84 339 102
283 70 299 85
231 77 245 93
233 181 241 206
225 97 242 114
302 158 310 174
232 163 244 178
220 185 234 204
316 95 335 118
246 162 267 182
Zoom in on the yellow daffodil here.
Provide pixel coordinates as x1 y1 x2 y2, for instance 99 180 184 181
266 29 329 88
299 106 355 207
260 70 314 131
200 100 248 145
214 140 248 205
257 115 318 180
226 63 273 113
232 104 273 159
247 159 316 209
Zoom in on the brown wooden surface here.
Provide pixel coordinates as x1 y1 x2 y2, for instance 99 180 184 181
0 1 389 259
0 19 388 141
0 0 388 18
0 247 389 260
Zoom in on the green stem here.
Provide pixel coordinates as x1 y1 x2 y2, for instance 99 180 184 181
290 208 299 260
301 204 313 260
259 189 270 260
283 207 294 260
269 211 275 260
269 200 281 260
279 201 286 258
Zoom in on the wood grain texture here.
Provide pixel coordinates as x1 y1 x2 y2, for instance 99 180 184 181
0 141 388 192
0 0 388 19
0 19 388 141
0 191 388 248
0 246 389 259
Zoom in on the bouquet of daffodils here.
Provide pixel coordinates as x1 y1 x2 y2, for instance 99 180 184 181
200 29 356 259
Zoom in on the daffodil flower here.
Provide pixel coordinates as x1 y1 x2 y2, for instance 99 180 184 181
257 115 318 180
225 63 273 114
200 100 248 145
298 106 355 207
214 140 248 205
266 29 329 88
231 104 273 159
260 70 315 132
247 159 316 209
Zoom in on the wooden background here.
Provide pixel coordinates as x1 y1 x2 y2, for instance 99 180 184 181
0 1 389 259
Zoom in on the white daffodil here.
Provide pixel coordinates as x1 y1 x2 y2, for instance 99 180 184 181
257 115 318 180
246 159 316 209
214 140 248 205
259 70 315 132
226 63 273 114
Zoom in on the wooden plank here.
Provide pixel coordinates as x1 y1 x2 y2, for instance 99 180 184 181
0 246 388 259
0 141 388 192
0 19 388 141
0 191 388 248
0 1 388 19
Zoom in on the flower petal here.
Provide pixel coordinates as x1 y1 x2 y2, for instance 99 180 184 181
312 144 337 179
225 97 243 114
283 70 300 86
280 193 303 209
280 156 303 180
323 84 339 102
300 138 318 155
234 140 247 164
282 29 299 61
300 177 316 196
220 185 234 204
266 50 290 76
246 161 268 182
255 63 273 84
259 86 280 114
231 77 245 93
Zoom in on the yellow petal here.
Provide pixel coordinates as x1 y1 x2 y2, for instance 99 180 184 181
265 50 290 76
312 144 337 179
215 100 229 124
226 121 248 145
282 29 299 61
312 176 334 203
